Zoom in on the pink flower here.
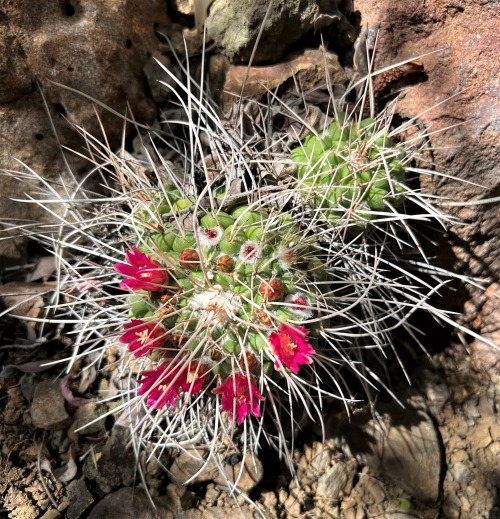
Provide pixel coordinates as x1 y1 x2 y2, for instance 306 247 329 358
114 247 169 291
268 324 315 374
120 320 168 358
137 361 206 409
180 363 208 394
213 373 265 425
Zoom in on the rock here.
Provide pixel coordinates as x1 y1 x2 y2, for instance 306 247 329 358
449 462 472 486
353 0 499 284
66 479 94 519
83 426 137 493
169 447 220 485
86 487 174 519
206 0 320 64
31 379 72 430
218 48 347 112
0 0 168 267
40 511 61 519
260 490 278 512
215 452 264 493
143 51 175 103
173 0 197 16
340 403 442 503
294 441 333 486
356 473 386 505
164 483 194 511
316 459 357 500
73 402 107 436
469 282 500 376
169 448 263 493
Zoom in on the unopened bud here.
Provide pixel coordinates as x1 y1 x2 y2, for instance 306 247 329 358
217 254 235 273
259 279 285 301
179 248 200 270
258 310 273 326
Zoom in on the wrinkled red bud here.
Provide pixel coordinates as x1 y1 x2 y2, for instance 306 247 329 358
179 248 200 270
217 254 235 272
259 279 285 301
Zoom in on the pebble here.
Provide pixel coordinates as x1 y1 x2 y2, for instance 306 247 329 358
73 402 107 435
82 426 136 493
86 487 173 519
466 486 477 497
455 418 469 438
39 511 61 519
449 462 472 485
165 483 194 511
260 490 278 509
66 479 94 519
31 379 72 430
169 448 219 485
204 484 221 506
283 493 301 516
316 459 357 500
357 474 386 505
278 488 288 504
463 397 481 418
215 452 263 493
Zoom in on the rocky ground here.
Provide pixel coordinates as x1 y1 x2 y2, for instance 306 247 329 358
1 1 499 518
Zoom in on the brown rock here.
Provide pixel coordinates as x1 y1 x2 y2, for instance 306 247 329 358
86 487 174 519
215 452 264 493
0 0 168 266
354 0 499 282
316 459 357 500
170 448 263 493
169 448 220 485
219 49 346 112
31 379 72 430
67 478 94 519
82 426 136 493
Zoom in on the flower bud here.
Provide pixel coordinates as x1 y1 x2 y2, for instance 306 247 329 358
179 248 200 270
217 254 235 273
259 279 285 301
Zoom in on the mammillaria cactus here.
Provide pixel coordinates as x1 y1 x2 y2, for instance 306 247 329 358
3 43 490 512
114 202 326 425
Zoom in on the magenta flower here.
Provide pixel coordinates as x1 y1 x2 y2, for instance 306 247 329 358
213 373 265 425
120 320 168 358
268 324 315 374
114 247 169 291
180 362 208 394
137 361 206 409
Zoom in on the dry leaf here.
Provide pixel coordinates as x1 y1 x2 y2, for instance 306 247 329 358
60 374 92 407
26 256 56 282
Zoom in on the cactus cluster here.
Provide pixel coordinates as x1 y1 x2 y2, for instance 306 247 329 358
8 51 478 503
291 112 407 230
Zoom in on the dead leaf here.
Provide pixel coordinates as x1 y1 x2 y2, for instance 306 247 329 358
26 256 56 282
0 360 54 379
52 453 78 483
78 366 98 394
60 375 92 407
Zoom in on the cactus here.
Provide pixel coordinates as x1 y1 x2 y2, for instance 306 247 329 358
114 201 326 425
290 112 408 231
2 44 493 512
